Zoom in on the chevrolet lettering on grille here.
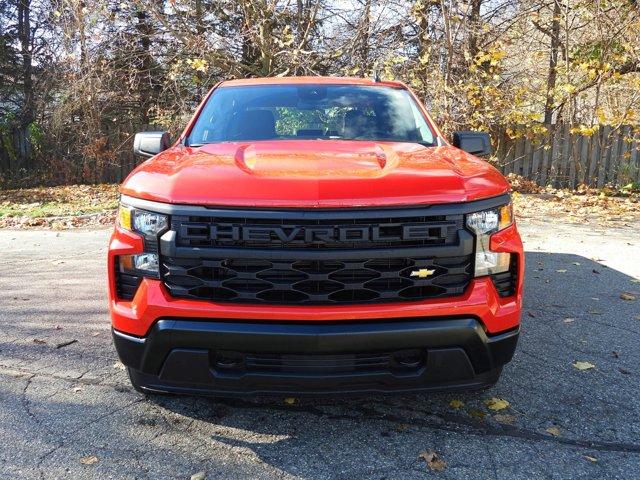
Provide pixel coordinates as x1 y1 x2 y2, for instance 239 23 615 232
182 223 447 246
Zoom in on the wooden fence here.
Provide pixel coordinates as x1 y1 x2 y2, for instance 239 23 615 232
0 124 158 186
2 123 640 187
495 124 640 188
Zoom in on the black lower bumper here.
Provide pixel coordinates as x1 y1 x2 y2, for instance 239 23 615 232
113 317 519 397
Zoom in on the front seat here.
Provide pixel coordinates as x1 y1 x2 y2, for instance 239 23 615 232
342 109 379 139
230 109 277 140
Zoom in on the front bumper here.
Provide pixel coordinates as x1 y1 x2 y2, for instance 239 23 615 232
108 197 524 338
114 317 519 396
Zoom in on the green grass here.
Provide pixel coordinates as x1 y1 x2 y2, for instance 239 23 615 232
0 184 119 218
0 201 118 218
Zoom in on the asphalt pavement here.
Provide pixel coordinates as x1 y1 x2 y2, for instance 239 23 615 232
0 218 639 479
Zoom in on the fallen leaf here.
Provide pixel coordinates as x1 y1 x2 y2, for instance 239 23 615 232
33 339 47 344
573 361 595 371
191 472 206 480
283 397 297 405
493 413 516 425
55 339 78 349
584 455 597 463
485 397 510 411
592 269 600 274
563 318 575 323
449 399 464 409
527 311 536 318
468 409 486 419
418 450 446 472
619 367 631 375
395 423 410 432
556 269 567 273
546 426 561 436
572 262 581 266
620 292 636 301
611 351 619 359
79 455 99 465
113 361 126 370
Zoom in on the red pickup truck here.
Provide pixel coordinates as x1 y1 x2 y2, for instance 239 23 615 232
108 76 523 396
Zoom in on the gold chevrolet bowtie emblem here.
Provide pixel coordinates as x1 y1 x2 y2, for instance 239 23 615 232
410 268 436 278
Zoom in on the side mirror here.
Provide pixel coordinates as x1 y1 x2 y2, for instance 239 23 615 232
133 131 171 157
452 131 492 156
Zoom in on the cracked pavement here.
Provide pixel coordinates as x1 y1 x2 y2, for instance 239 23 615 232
0 219 639 479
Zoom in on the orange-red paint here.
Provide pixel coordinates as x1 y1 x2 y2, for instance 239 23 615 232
121 141 510 207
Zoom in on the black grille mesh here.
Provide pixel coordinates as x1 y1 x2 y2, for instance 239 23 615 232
162 255 472 304
491 257 518 297
115 258 142 301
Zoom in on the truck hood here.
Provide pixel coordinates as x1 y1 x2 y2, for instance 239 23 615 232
121 140 510 207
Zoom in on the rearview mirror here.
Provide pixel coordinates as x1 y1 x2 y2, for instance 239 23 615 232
133 131 171 157
452 131 492 156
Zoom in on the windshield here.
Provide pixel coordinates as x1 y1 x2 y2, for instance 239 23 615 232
187 84 435 146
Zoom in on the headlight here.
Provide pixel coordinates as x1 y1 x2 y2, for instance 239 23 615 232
466 204 512 235
466 203 513 277
118 205 168 237
117 204 168 280
118 253 160 278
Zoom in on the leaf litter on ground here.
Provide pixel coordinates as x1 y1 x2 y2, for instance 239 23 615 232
418 450 446 472
485 397 510 411
79 455 99 465
573 361 596 371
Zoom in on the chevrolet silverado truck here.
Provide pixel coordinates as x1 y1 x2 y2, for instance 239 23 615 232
109 76 523 396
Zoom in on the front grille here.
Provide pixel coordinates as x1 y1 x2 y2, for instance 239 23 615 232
162 255 473 304
159 206 476 305
212 349 426 375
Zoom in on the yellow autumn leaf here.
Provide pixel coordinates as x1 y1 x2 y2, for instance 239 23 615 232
449 399 464 409
573 361 595 371
283 397 297 405
620 292 636 301
546 426 561 436
468 409 486 419
187 58 209 73
80 455 99 465
485 397 510 411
